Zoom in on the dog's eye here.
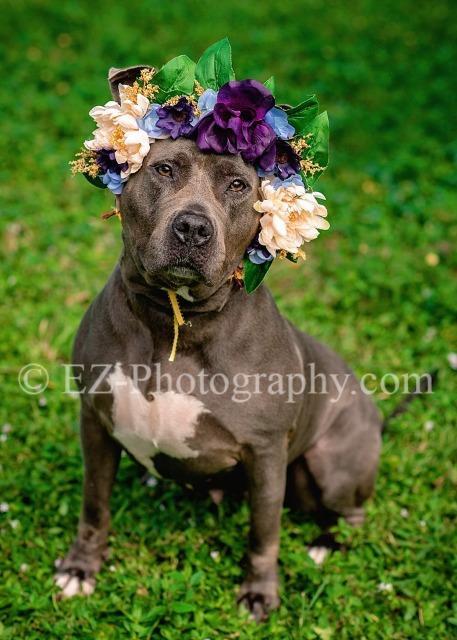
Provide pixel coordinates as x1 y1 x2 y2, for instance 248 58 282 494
228 178 247 192
155 163 173 177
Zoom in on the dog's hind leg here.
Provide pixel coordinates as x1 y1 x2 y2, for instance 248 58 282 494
305 411 381 524
289 410 381 563
54 404 121 598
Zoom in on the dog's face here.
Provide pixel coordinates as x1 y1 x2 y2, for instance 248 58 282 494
118 137 260 294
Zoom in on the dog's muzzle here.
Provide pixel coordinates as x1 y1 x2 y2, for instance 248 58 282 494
172 211 214 247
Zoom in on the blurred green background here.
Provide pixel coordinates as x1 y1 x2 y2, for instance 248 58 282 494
0 1 456 638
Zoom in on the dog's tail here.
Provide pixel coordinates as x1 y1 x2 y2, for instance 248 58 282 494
382 369 438 432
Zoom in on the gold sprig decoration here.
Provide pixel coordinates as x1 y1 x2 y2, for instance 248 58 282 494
122 67 159 102
163 92 201 118
69 149 100 178
291 134 324 178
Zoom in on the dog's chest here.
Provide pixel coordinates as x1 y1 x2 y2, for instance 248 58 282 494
107 364 209 475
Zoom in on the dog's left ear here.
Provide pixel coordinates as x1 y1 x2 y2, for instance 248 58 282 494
108 65 155 102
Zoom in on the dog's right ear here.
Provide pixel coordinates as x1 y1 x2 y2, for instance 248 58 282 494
108 65 154 102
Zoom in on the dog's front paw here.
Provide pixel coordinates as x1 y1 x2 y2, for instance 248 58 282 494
54 562 96 599
237 578 280 622
53 544 106 599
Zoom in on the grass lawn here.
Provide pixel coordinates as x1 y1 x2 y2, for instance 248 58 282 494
1 1 456 638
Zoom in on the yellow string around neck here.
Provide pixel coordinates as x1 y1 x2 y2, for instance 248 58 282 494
167 290 186 362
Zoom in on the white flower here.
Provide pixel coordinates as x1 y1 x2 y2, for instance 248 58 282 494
447 352 457 370
84 86 152 177
118 84 150 118
88 100 122 128
254 178 329 257
0 502 9 512
377 582 393 593
84 125 114 152
114 127 151 178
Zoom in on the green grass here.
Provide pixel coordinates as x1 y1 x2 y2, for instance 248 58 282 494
1 0 456 638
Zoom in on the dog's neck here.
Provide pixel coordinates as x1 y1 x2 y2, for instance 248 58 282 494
119 247 237 318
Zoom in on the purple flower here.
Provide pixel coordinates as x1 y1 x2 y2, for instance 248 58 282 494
156 97 197 139
256 139 277 173
193 80 277 166
246 236 274 264
273 140 301 179
96 149 127 174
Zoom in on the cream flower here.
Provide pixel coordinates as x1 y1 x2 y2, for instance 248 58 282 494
254 178 329 257
115 128 151 177
118 84 150 118
83 87 152 177
88 101 122 127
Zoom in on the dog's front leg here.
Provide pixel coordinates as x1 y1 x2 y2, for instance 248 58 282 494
54 404 121 598
238 436 287 621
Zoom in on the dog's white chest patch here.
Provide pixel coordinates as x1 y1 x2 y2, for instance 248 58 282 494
108 364 207 472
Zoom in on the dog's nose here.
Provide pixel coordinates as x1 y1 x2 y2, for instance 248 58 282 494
172 212 213 247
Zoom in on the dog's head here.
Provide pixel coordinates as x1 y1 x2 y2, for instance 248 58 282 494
110 67 261 297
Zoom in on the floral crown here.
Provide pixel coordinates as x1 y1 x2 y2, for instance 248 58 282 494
71 38 330 292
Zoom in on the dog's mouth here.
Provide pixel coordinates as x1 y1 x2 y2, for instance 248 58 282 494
157 265 205 288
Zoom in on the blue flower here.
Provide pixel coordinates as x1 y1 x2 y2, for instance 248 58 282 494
197 89 218 115
271 173 305 189
246 237 274 264
137 104 170 139
265 107 295 140
101 170 125 195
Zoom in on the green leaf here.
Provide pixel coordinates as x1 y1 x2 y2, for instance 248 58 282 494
304 111 330 186
243 257 273 293
154 55 196 101
195 38 235 90
287 95 319 135
83 173 106 189
264 76 275 93
171 602 196 613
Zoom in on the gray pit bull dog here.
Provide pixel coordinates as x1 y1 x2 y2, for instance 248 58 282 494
54 66 382 620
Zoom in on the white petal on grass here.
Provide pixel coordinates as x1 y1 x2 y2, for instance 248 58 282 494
308 546 330 565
